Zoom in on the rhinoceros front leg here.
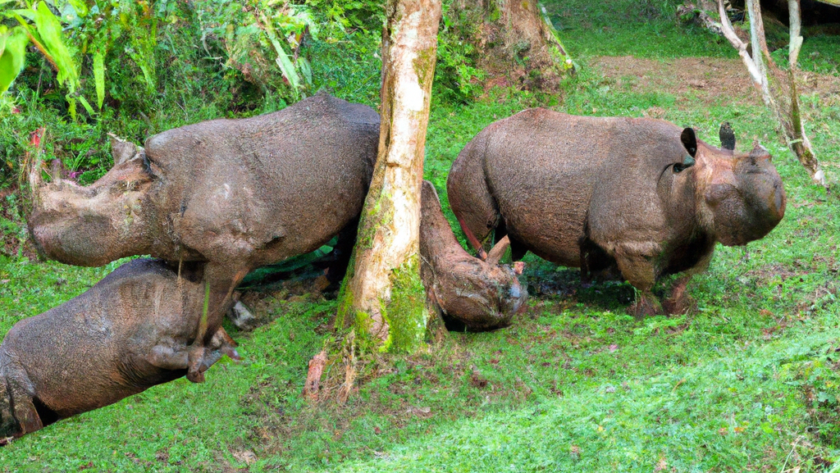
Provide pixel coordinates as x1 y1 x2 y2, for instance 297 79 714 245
614 243 663 319
186 264 248 383
662 275 693 315
151 327 240 378
661 252 710 315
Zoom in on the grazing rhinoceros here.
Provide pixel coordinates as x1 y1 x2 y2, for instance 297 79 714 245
0 259 239 442
419 181 527 331
27 93 380 380
447 110 786 316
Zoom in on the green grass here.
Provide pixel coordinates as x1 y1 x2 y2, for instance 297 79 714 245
546 0 736 60
2 0 840 471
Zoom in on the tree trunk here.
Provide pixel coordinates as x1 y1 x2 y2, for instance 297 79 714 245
336 0 442 352
453 0 574 92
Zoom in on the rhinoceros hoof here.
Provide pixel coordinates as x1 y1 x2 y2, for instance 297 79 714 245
662 295 696 315
629 295 663 319
186 346 207 383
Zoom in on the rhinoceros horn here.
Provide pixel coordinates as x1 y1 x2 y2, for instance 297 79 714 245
749 141 770 164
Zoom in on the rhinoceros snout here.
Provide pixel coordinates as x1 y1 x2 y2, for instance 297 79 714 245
29 214 120 267
713 167 786 247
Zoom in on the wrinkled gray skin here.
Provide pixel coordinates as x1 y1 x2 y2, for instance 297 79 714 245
0 259 239 442
28 93 379 380
447 110 786 316
419 181 527 331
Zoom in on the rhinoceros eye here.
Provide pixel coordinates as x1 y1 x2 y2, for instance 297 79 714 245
142 153 156 177
673 154 696 173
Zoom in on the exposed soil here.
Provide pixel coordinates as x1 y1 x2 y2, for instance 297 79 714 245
591 56 840 106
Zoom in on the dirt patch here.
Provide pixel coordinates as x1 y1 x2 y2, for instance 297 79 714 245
591 56 840 106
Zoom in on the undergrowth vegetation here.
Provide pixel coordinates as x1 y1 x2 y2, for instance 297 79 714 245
1 0 840 471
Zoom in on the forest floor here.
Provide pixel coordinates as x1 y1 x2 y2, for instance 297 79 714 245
2 2 840 472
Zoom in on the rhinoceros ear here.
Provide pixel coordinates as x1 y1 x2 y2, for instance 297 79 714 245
719 122 736 151
680 128 697 157
108 133 145 167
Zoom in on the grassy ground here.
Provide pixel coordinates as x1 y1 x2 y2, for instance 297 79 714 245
2 1 840 471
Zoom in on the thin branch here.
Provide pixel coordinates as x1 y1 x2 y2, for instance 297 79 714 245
788 0 803 66
717 0 764 89
747 0 768 78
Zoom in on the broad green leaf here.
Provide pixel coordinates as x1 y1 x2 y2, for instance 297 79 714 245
3 9 36 21
67 95 76 120
77 94 94 115
261 12 301 95
66 0 88 17
0 25 7 58
0 27 29 94
129 54 155 94
93 51 105 108
298 56 312 86
59 3 82 28
34 2 78 89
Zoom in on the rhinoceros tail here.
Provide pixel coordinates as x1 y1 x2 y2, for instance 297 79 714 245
447 132 500 258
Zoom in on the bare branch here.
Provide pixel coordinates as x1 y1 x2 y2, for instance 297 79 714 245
747 0 769 78
717 0 765 89
788 0 804 66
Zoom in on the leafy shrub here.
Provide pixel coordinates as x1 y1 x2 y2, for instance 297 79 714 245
434 0 486 103
0 0 389 191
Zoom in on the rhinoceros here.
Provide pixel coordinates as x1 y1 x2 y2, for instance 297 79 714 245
27 93 380 379
0 259 239 442
419 181 527 331
447 110 786 316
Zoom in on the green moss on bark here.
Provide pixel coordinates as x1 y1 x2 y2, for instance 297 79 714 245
379 255 428 353
335 250 357 330
336 254 428 354
414 45 437 88
357 190 394 250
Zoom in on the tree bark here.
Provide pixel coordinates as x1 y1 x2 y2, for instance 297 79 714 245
336 0 442 352
452 0 574 91
717 0 825 186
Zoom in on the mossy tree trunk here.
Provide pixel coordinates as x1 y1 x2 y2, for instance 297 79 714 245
452 0 574 91
336 0 442 352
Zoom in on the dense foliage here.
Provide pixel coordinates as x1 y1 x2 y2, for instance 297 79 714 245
0 0 507 192
0 0 381 188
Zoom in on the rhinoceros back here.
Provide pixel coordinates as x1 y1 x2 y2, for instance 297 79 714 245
143 93 380 266
449 109 687 267
0 259 200 420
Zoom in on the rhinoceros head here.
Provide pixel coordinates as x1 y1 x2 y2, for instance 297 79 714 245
28 136 155 266
682 126 786 247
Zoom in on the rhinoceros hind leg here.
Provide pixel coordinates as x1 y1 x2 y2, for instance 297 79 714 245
325 219 360 286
